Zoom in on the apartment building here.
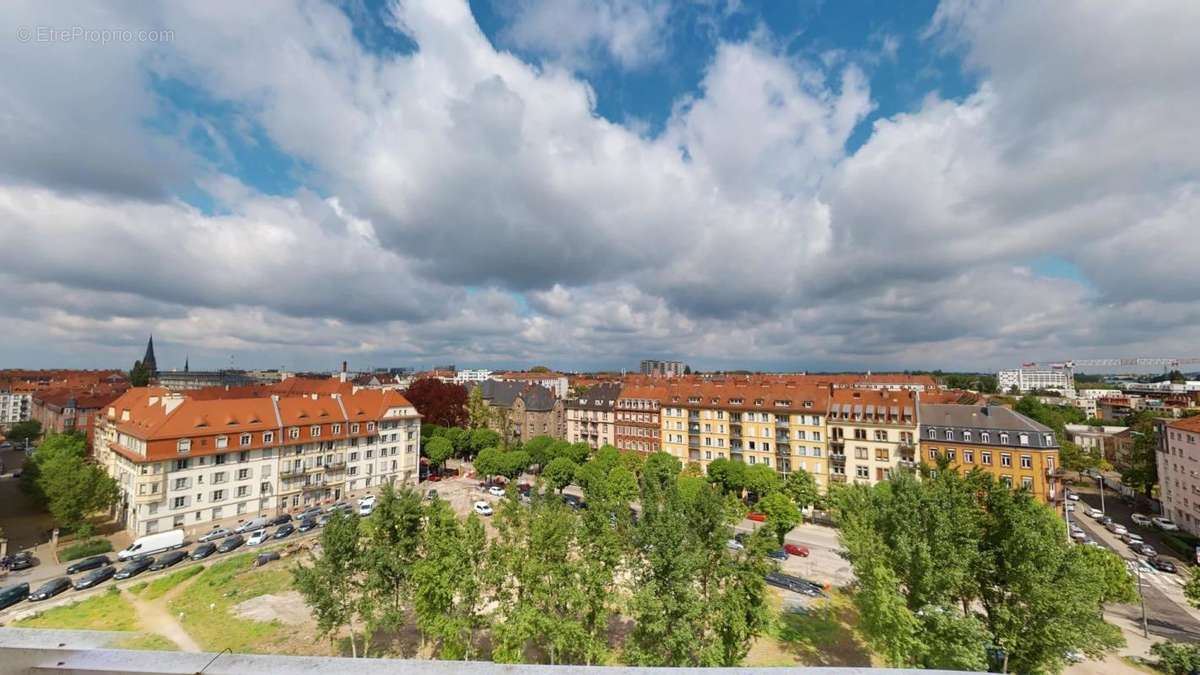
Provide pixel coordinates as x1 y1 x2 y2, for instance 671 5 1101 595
1157 417 1200 535
997 365 1075 397
660 382 831 487
640 360 687 377
93 387 421 536
495 371 569 398
30 389 126 445
919 403 1059 503
474 380 565 444
615 383 665 454
827 389 918 486
565 383 620 449
0 390 32 430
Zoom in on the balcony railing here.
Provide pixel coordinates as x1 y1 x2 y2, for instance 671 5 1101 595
830 474 848 483
280 466 304 478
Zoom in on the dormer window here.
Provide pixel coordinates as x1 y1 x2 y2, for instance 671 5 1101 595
944 430 953 440
927 427 937 438
1019 433 1029 446
755 399 764 405
999 433 1009 444
240 433 251 446
263 431 274 444
981 432 990 444
310 425 321 437
177 438 191 454
289 427 300 439
963 431 972 442
216 436 229 449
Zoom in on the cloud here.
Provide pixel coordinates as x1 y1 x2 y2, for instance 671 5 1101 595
1 0 1198 371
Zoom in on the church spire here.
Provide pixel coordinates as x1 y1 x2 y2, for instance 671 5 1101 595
142 335 158 374
184 355 189 373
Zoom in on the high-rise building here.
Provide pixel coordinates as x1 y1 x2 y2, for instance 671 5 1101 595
997 365 1075 397
640 359 687 377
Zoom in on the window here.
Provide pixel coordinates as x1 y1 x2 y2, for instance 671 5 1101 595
332 424 341 434
964 450 974 463
213 471 226 484
927 427 937 438
999 433 1009 444
854 428 867 440
263 431 274 444
875 448 889 461
310 425 321 437
1018 434 1029 446
1002 475 1013 488
874 430 888 442
238 468 250 480
1020 455 1032 469
351 423 360 433
173 478 187 491
214 453 226 465
855 465 869 479
929 448 938 460
177 438 191 454
238 451 249 463
855 447 868 460
1021 476 1033 489
172 497 186 509
367 422 375 431
982 451 992 465
216 436 228 449
981 432 990 444
963 431 972 442
946 449 956 462
240 433 251 446
289 427 300 439
212 490 225 501
173 459 190 471
1001 453 1012 467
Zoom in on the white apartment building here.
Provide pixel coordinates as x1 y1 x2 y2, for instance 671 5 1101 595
0 390 32 430
565 383 620 449
452 369 494 384
1158 417 1200 536
997 366 1076 397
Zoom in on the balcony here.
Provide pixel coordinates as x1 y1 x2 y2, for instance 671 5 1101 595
689 451 701 462
830 439 845 450
688 439 701 449
775 418 789 427
280 466 304 479
830 474 848 483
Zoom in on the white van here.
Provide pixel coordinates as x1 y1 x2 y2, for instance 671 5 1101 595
118 529 185 561
235 517 270 534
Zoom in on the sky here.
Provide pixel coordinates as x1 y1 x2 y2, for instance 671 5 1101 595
1 0 1198 374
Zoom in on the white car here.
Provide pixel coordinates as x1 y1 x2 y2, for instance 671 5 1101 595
1131 514 1153 527
1123 533 1144 546
1153 517 1179 532
1066 492 1080 501
1106 522 1128 536
1071 530 1088 541
487 485 506 497
358 495 377 516
726 538 745 551
247 529 270 546
1086 508 1105 519
473 501 494 516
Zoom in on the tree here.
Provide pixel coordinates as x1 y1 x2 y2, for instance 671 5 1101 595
832 469 1135 674
21 433 119 531
404 378 468 427
756 491 801 544
1121 410 1159 497
6 420 42 445
542 457 577 493
641 451 682 495
497 450 531 479
468 428 500 458
292 510 368 656
1151 642 1200 675
424 436 453 472
1184 568 1200 608
441 427 468 458
742 464 779 498
782 469 819 511
683 365 692 375
465 386 490 430
523 435 557 467
528 365 551 373
413 498 487 659
129 360 151 387
704 457 745 495
358 485 423 640
474 447 501 481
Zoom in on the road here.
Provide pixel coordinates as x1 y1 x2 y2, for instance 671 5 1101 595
1067 483 1200 643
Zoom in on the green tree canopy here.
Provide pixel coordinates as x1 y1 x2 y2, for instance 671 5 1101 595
6 419 43 445
424 436 454 471
469 428 500 458
756 491 801 544
542 456 578 493
705 457 746 494
21 432 118 531
782 469 819 510
742 463 779 498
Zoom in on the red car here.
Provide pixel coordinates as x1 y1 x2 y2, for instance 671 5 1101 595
747 512 766 522
426 474 441 482
784 544 810 557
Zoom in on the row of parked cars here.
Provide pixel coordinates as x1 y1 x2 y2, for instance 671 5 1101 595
1074 507 1180 573
0 502 364 611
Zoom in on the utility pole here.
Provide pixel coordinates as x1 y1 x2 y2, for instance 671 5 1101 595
1135 561 1149 638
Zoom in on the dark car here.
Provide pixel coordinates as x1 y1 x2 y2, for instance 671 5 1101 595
114 557 155 580
273 523 296 539
299 507 323 521
149 550 188 570
563 494 586 510
764 572 827 597
3 551 36 571
73 566 116 590
66 555 112 575
297 517 319 533
768 549 789 561
28 577 71 602
253 551 281 568
216 535 245 553
0 582 30 609
326 501 352 514
190 543 217 560
1153 559 1178 574
269 513 292 526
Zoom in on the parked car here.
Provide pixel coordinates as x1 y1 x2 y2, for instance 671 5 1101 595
726 539 745 551
1153 559 1178 574
268 514 292 526
784 544 810 557
473 501 494 516
3 551 35 570
318 514 333 527
1105 521 1128 536
114 557 155 580
1086 508 1105 519
253 551 281 568
299 507 323 521
273 523 295 539
217 535 245 553
1066 492 1080 501
0 583 30 610
488 485 506 497
190 543 217 560
149 551 188 570
28 577 71 602
66 555 112 575
235 517 270 534
247 529 270 546
1137 544 1158 558
326 501 352 514
1099 515 1114 526
200 527 233 543
358 495 377 516
1071 529 1088 541
1131 514 1153 527
1153 517 1180 532
297 518 319 533
1123 532 1145 547
768 549 789 561
764 572 827 597
748 512 767 522
562 494 585 510
73 566 116 590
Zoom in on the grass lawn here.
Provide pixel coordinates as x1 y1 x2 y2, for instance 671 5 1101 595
168 553 318 655
744 589 875 667
112 632 179 651
141 565 204 600
16 588 140 632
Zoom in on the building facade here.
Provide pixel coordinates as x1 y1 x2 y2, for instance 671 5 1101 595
919 403 1060 503
1157 417 1200 536
660 382 831 488
997 366 1075 397
565 383 620 449
30 390 126 445
0 390 32 430
93 387 421 536
827 389 918 487
474 380 566 444
615 384 665 454
640 360 687 377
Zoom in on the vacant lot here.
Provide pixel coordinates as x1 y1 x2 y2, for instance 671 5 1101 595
16 588 139 632
140 565 204 600
744 589 875 667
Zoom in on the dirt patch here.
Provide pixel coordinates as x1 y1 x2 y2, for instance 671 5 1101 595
232 590 313 626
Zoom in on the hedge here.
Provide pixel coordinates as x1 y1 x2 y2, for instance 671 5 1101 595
1161 533 1200 559
59 538 114 562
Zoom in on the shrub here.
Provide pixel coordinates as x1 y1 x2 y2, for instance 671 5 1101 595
1161 533 1200 558
59 538 114 561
